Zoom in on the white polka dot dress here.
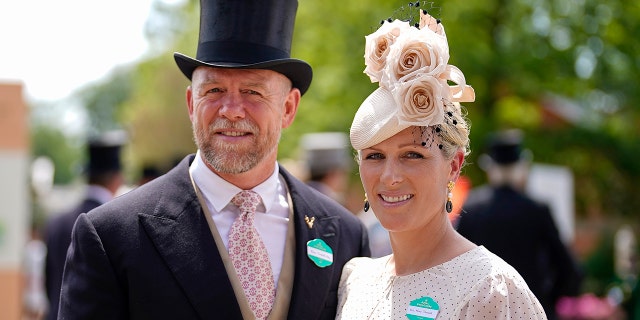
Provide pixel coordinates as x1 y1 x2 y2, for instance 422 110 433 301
336 246 547 319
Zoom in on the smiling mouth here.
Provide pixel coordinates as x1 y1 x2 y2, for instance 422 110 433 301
380 194 413 203
219 131 250 137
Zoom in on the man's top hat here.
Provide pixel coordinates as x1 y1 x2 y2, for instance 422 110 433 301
174 0 313 95
87 130 127 175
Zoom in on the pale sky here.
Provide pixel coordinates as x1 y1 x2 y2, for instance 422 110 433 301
0 0 158 102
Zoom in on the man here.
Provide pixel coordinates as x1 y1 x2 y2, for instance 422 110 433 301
58 1 370 319
43 130 126 320
300 132 352 205
456 129 582 320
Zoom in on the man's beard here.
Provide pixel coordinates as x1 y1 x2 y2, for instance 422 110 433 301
193 118 279 174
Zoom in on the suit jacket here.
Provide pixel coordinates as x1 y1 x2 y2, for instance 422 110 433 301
58 155 370 320
456 185 582 319
44 197 102 320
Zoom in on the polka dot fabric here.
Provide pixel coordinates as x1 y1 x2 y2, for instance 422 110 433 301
229 190 275 320
336 246 547 319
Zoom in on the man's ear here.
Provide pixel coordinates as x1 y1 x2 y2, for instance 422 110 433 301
281 88 300 129
186 85 194 122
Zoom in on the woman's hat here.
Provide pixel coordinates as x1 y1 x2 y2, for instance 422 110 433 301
350 10 475 150
173 0 313 95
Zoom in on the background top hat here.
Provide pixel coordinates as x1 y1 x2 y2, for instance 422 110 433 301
481 129 532 167
301 132 352 180
87 130 127 175
174 0 313 95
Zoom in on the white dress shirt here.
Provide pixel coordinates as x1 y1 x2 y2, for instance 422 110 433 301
189 150 290 284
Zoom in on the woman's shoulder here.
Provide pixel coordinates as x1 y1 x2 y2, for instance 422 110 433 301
445 246 524 280
344 255 388 272
450 246 547 318
341 255 389 281
442 246 537 300
475 246 530 284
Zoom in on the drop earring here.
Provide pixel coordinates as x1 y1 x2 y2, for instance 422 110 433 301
446 181 455 213
363 193 370 212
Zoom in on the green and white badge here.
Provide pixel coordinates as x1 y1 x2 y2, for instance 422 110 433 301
306 238 333 268
406 296 439 320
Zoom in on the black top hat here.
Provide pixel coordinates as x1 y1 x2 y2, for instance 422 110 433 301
174 0 313 95
301 132 352 179
87 130 127 175
484 129 530 165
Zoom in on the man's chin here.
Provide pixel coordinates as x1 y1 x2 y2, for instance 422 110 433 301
202 151 258 174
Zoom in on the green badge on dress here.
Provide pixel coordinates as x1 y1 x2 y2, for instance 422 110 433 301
306 238 333 268
406 296 439 320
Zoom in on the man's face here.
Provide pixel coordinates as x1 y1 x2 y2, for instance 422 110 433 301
187 67 299 176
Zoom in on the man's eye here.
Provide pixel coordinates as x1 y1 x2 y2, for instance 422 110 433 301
244 89 261 95
207 88 223 93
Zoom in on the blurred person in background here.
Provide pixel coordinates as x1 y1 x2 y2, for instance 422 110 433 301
22 223 48 320
42 130 126 320
56 1 370 319
300 132 352 205
456 129 583 319
137 165 162 186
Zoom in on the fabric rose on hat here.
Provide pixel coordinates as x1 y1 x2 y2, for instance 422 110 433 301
384 25 450 86
351 9 476 150
392 74 447 126
364 20 411 83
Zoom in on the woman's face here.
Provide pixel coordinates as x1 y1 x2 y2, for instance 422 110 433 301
359 126 462 233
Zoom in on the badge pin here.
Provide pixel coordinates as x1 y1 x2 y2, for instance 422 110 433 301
406 296 439 320
306 238 333 268
304 215 315 229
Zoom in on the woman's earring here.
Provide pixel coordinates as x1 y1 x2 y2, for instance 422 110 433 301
446 181 455 213
363 193 370 212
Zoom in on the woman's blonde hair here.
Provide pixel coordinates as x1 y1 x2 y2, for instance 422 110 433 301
438 101 471 160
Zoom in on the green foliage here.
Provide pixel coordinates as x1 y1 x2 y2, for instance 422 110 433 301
30 125 82 184
29 0 640 220
78 68 133 136
119 53 194 175
282 1 400 158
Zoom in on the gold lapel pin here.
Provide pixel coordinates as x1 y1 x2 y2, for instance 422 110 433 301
304 215 315 229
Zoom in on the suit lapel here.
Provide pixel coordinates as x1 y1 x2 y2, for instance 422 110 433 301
138 156 242 320
280 168 342 319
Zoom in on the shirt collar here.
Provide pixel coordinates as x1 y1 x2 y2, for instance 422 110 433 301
189 150 281 213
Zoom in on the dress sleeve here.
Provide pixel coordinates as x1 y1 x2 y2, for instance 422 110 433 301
336 258 362 319
455 270 548 319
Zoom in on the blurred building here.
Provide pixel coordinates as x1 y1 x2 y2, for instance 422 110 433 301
0 82 31 319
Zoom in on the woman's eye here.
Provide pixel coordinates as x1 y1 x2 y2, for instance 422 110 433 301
364 152 384 160
405 152 424 159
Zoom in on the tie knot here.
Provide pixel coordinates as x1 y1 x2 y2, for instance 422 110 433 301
231 190 261 214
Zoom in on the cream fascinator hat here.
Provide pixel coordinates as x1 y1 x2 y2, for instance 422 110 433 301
350 10 476 150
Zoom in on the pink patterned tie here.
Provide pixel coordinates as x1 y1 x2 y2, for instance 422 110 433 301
228 190 275 320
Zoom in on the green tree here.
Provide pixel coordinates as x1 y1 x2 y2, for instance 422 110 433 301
30 125 82 184
47 0 639 221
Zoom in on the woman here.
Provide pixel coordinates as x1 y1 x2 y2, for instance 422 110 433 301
336 9 547 319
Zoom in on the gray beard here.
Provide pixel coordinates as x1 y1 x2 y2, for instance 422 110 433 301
192 118 279 174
